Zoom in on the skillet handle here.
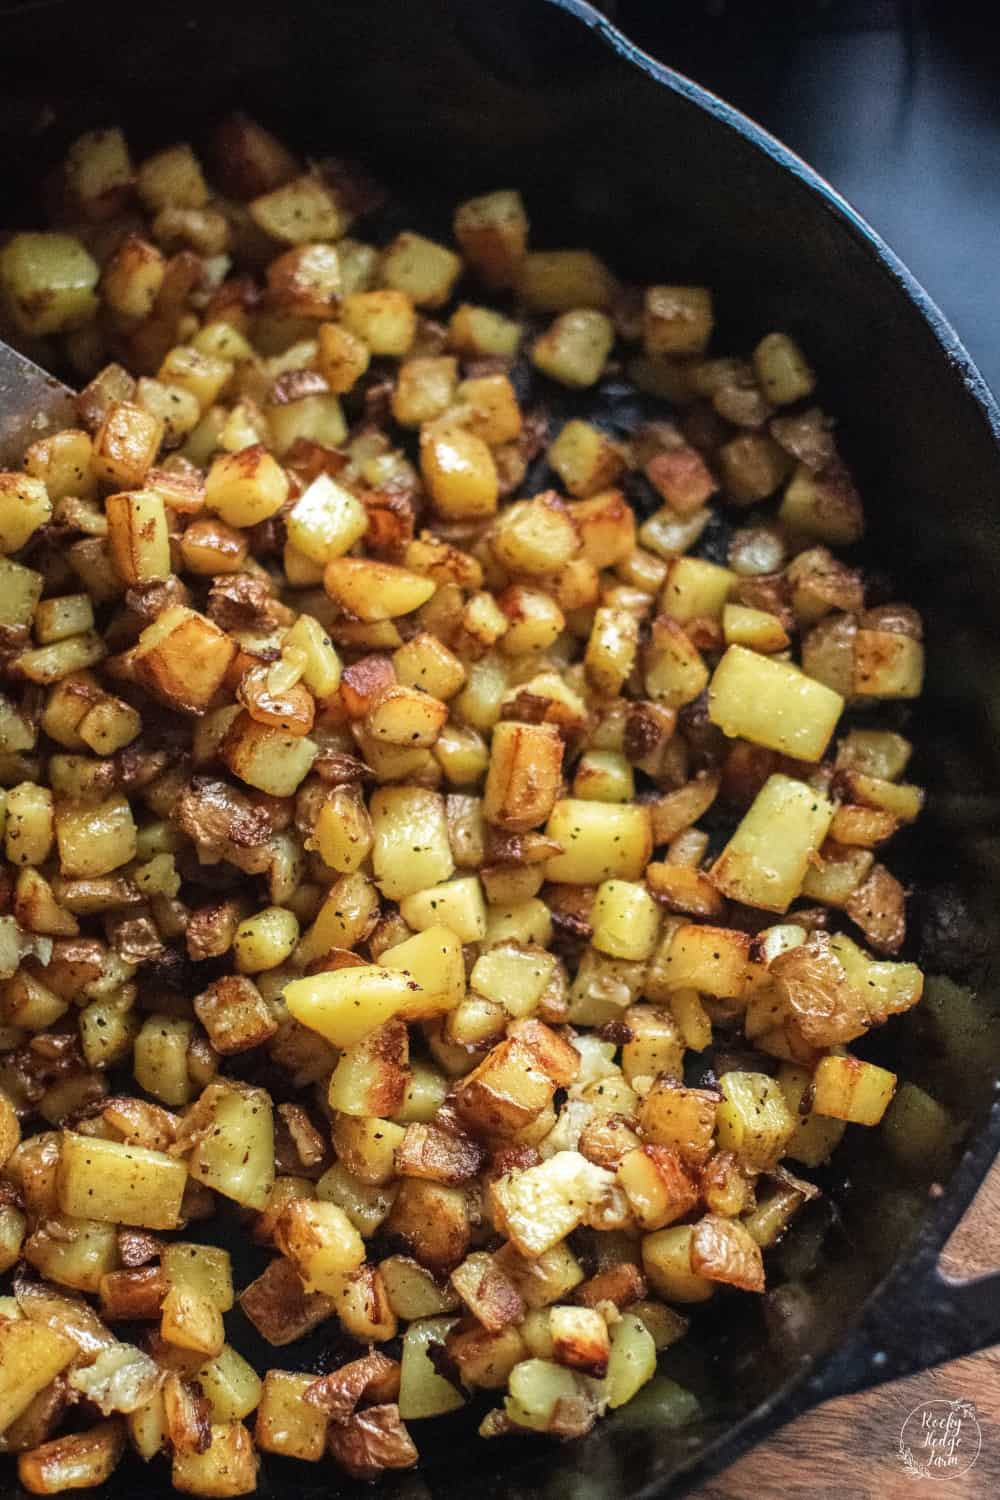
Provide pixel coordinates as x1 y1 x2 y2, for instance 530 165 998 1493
806 1257 1000 1402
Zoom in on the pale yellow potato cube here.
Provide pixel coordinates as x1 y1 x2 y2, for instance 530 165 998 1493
544 800 652 884
186 1082 275 1211
641 1225 715 1303
233 906 300 973
324 557 436 619
722 602 790 653
220 712 317 797
0 557 43 627
249 173 349 242
275 1198 366 1294
381 925 467 1017
196 1345 262 1423
316 321 370 392
644 616 709 708
399 1317 465 1418
171 1420 258 1497
591 880 661 961
370 786 454 900
57 1130 187 1229
0 1319 77 1433
484 898 552 946
105 490 171 585
0 232 99 335
286 473 368 564
254 1371 327 1460
392 355 459 427
399 875 487 943
660 556 735 623
752 332 815 405
448 302 522 357
34 594 95 644
381 231 462 308
0 473 52 554
267 392 347 455
716 1071 795 1168
470 943 558 1019
708 645 843 762
572 749 634 804
284 964 425 1049
531 309 615 387
548 418 625 498
710 774 834 914
643 285 713 356
163 1243 234 1311
92 401 162 488
420 424 499 518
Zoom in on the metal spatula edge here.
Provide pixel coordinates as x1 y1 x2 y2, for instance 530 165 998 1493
0 338 77 468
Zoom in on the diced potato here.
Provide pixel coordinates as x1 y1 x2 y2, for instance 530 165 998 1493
55 796 136 879
708 645 843 762
722 602 790 653
92 402 162 489
133 1015 194 1107
570 488 637 566
162 1243 234 1311
853 628 925 700
661 557 734 624
516 251 617 312
811 1054 897 1125
644 616 709 708
0 233 99 335
204 444 288 527
341 290 416 355
549 419 624 498
752 333 815 405
531 310 615 387
399 875 487 943
0 557 43 627
573 749 634 803
133 605 236 714
232 906 299 973
275 1198 365 1294
370 786 453 900
325 556 435 619
285 473 368 565
643 286 713 356
489 1150 620 1257
641 1225 714 1303
285 965 423 1049
0 1318 77 1434
637 1079 718 1164
196 1346 262 1424
778 1062 846 1167
690 1213 765 1292
328 1018 409 1119
161 1285 225 1359
779 463 864 544
0 473 52 554
105 490 171 585
585 607 638 696
544 800 652 884
710 774 834 914
398 1317 465 1419
716 1071 795 1168
254 1371 327 1461
316 321 370 392
220 711 317 796
419 423 498 519
591 880 661 961
171 1420 258 1497
448 301 521 357
617 1146 699 1231
454 191 528 288
381 232 462 308
185 1082 275 1211
601 1312 657 1408
57 1130 187 1230
250 172 348 242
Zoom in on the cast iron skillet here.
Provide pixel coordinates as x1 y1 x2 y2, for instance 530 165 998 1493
3 0 1000 1494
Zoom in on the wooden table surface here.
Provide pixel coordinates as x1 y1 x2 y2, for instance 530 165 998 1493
694 1157 1000 1500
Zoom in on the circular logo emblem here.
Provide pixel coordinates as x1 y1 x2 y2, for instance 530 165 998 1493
898 1398 982 1481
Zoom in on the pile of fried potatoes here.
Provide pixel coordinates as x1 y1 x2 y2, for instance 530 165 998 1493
0 114 929 1494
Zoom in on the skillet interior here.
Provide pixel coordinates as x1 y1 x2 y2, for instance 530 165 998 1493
2 0 1000 1494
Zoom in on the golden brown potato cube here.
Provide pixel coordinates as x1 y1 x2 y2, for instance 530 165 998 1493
811 1054 897 1125
454 1036 555 1136
483 720 563 833
266 242 341 317
161 1286 225 1359
92 402 162 489
515 250 617 312
328 1018 410 1118
450 1251 525 1332
492 493 579 576
719 433 791 506
654 923 751 1000
381 232 462 308
220 711 317 796
0 232 99 335
238 1256 333 1347
454 190 528 288
448 302 522 357
531 309 614 387
341 290 416 355
316 321 370 393
0 473 52 555
204 444 289 528
393 631 466 700
365 685 449 748
644 444 717 516
567 488 636 568
105 490 171 585
544 800 652 884
24 428 96 504
392 356 458 427
17 1419 126 1495
172 1420 258 1497
853 628 924 700
193 975 277 1056
643 285 713 356
489 1150 620 1258
325 557 436 620
641 1225 714 1304
779 462 864 544
549 420 625 498
137 142 208 212
617 1145 700 1231
255 1371 327 1461
419 424 499 519
55 795 136 879
446 1322 526 1389
547 1304 611 1376
0 556 43 627
178 516 248 576
387 1179 471 1272
133 605 236 714
637 1080 718 1164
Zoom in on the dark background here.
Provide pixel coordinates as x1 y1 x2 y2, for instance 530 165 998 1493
599 1 1000 395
